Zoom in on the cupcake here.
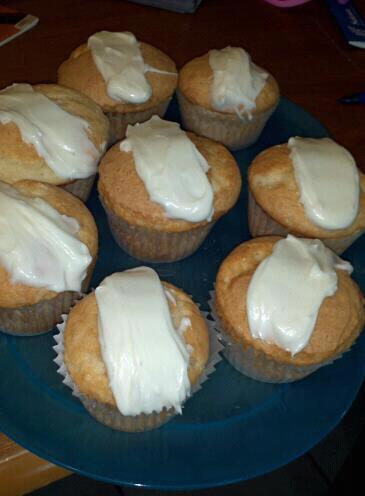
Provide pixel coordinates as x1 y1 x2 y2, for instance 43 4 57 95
98 115 241 262
0 83 109 202
62 267 210 431
58 31 178 144
177 46 279 150
0 180 98 335
214 235 365 383
248 137 365 254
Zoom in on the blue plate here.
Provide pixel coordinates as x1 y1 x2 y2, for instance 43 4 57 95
0 98 364 490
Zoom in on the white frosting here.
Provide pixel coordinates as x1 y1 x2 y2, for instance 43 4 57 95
120 116 214 222
289 137 360 230
95 267 191 416
0 182 92 292
89 31 174 104
209 46 268 117
0 84 101 180
247 235 352 355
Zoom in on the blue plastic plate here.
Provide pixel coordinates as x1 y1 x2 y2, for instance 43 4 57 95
0 98 364 490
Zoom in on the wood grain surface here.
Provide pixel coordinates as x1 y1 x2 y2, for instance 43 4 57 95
0 433 70 496
0 0 364 494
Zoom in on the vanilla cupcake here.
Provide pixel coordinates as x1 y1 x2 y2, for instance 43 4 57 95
0 180 98 335
62 267 209 431
58 31 178 144
215 235 365 383
0 83 109 202
248 137 365 254
178 46 279 150
98 116 241 262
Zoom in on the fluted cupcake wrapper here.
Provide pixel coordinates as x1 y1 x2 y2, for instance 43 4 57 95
0 260 95 337
207 290 340 383
101 199 215 263
53 307 223 432
106 98 171 146
62 174 96 203
248 190 364 255
0 291 81 336
177 90 277 151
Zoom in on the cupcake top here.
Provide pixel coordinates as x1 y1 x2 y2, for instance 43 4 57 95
0 180 98 308
249 138 365 239
0 83 109 186
216 236 365 366
58 31 178 113
178 46 279 116
98 117 241 232
64 267 209 415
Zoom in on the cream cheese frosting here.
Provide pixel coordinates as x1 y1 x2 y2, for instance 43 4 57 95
209 46 268 116
95 267 191 416
247 235 352 355
0 84 101 180
120 116 214 222
289 137 360 230
0 182 92 292
88 31 175 104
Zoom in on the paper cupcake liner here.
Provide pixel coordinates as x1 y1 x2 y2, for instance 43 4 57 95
207 290 340 383
177 90 277 151
53 306 223 432
61 174 96 202
0 258 95 337
106 98 171 145
248 190 363 255
0 291 80 336
101 199 215 263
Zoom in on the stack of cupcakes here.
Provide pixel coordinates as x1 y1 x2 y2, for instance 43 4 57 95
0 27 364 435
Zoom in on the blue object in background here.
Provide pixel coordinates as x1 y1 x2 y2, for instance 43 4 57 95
326 0 365 49
338 91 365 104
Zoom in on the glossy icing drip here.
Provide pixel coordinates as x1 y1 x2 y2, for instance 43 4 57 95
0 182 91 292
247 235 352 355
0 84 100 180
289 137 359 230
120 116 214 222
88 31 175 104
95 267 191 416
209 46 267 117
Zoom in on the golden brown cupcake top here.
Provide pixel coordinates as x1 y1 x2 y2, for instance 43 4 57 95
64 282 209 408
249 144 365 239
98 132 242 232
216 236 365 366
58 41 177 113
0 180 98 308
178 52 279 115
0 84 109 186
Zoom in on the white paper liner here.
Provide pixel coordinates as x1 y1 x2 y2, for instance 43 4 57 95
0 291 85 337
99 196 215 263
106 98 171 145
53 301 223 431
177 90 277 151
208 289 341 383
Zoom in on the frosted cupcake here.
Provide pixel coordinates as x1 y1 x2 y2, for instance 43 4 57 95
178 46 279 150
62 267 210 431
0 180 98 335
98 115 241 262
248 137 365 254
0 83 109 202
215 235 365 383
58 31 178 144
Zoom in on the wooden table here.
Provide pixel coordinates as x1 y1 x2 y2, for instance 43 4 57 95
0 0 364 494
